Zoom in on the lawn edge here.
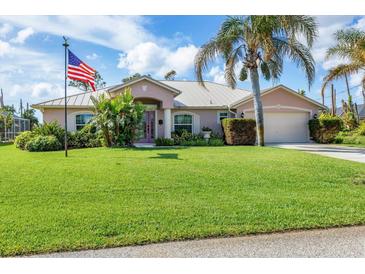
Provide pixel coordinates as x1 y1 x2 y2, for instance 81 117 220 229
16 222 365 258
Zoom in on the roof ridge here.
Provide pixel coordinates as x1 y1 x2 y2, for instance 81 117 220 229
161 79 250 92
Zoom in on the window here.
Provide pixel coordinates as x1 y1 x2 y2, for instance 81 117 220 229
174 114 193 133
217 111 228 124
75 114 94 131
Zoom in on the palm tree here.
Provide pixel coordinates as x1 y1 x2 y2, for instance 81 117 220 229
321 28 365 104
195 16 317 146
164 70 177 80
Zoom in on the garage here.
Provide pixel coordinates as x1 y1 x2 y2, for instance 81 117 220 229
233 85 325 144
263 111 310 143
244 111 310 143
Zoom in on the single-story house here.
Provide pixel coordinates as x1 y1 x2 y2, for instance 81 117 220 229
32 76 326 143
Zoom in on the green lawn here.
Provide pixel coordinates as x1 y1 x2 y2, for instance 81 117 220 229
0 144 365 256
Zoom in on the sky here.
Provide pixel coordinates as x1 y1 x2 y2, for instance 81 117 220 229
0 15 365 120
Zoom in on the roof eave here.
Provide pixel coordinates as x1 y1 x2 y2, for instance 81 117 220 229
230 84 327 110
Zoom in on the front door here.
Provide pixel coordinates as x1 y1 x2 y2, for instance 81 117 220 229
139 111 155 143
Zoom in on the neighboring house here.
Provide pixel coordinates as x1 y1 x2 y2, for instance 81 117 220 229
32 76 326 143
336 103 365 121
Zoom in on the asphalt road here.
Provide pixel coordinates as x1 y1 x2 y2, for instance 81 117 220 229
32 225 365 258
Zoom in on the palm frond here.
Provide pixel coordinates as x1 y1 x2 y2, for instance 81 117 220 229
224 46 243 88
266 51 283 80
274 38 315 87
277 16 318 47
326 28 365 63
194 39 221 87
321 62 363 96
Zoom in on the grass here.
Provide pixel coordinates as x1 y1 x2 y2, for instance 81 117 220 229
0 144 365 256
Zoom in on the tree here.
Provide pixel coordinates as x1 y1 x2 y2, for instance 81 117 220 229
122 73 152 83
69 71 106 92
0 107 14 139
195 16 317 146
91 88 145 147
298 89 306 96
22 108 39 130
2 105 16 114
321 28 365 107
164 70 176 80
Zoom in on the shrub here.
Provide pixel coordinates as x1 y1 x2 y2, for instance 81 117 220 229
155 137 174 146
221 118 256 145
309 114 342 144
170 129 224 146
342 111 357 130
33 121 65 145
68 130 101 149
172 130 201 145
25 135 62 152
357 122 365 136
181 139 208 146
208 138 225 146
14 131 34 150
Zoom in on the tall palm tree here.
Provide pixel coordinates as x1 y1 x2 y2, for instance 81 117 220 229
321 28 365 104
195 16 317 146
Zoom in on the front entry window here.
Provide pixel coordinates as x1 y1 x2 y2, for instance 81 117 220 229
174 114 193 133
76 114 94 131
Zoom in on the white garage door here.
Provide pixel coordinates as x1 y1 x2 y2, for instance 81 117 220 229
246 111 310 143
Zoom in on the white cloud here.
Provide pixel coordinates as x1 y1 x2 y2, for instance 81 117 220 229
350 73 364 86
10 27 34 44
31 82 63 98
0 16 153 51
0 40 11 56
207 66 225 84
117 42 198 78
313 16 363 69
86 53 99 60
0 23 12 38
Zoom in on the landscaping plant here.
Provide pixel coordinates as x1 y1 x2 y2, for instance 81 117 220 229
25 135 62 152
222 118 256 145
308 113 342 144
91 88 145 147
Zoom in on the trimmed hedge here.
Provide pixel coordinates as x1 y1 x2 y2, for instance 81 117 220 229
308 114 342 144
155 137 175 146
222 118 256 145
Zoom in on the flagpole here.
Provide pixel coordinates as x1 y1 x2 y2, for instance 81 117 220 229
63 36 69 157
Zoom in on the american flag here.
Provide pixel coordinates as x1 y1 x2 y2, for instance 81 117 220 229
68 50 96 91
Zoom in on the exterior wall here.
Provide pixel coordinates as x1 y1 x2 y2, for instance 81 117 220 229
236 87 321 117
43 107 230 136
43 108 94 132
157 109 164 138
171 109 230 135
110 79 175 109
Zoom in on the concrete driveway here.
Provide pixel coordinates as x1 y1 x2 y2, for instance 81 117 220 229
31 226 365 258
271 143 365 163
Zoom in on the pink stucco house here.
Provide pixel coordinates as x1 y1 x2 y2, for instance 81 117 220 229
32 76 326 143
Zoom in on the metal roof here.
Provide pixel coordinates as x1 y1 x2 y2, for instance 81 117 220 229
32 78 326 111
32 86 116 109
162 80 250 108
32 79 251 109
